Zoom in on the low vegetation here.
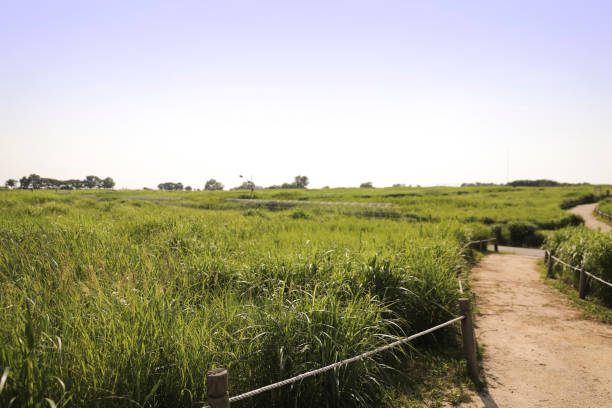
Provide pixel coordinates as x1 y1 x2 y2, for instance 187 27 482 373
0 190 490 407
0 184 608 407
598 198 612 216
543 227 612 306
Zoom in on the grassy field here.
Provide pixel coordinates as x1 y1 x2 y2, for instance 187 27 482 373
543 227 612 307
0 186 605 407
599 197 612 217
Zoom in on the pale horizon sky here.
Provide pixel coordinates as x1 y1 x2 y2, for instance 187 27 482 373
1 1 611 189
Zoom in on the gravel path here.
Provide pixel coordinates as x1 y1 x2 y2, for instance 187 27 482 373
567 203 612 232
461 254 612 407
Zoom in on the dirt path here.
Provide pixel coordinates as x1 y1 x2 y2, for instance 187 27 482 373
462 254 612 407
567 203 612 232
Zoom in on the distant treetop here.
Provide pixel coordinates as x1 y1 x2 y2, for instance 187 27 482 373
158 182 184 191
6 174 115 190
266 175 310 189
507 180 590 187
205 179 224 191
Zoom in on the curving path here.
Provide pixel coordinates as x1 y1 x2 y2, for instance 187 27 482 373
460 254 612 407
567 203 611 232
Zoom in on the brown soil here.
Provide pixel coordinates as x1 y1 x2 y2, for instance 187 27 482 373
461 254 612 407
567 203 612 232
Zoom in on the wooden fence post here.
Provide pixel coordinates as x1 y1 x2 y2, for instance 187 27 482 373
547 250 555 278
494 238 498 252
459 298 479 380
544 250 548 263
479 239 483 251
207 368 230 408
578 269 587 300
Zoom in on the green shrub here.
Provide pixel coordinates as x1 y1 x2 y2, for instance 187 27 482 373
559 193 596 209
507 221 544 247
543 227 612 306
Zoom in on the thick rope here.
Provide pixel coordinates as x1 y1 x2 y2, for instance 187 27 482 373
583 269 612 289
550 254 581 272
204 316 464 406
549 254 612 289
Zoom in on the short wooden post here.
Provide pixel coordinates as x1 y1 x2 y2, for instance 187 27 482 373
459 298 479 380
544 250 548 263
578 269 587 299
207 368 230 408
494 238 498 252
547 250 555 277
479 239 483 251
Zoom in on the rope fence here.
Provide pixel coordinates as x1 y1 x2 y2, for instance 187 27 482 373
204 238 497 407
204 299 479 407
544 250 612 300
461 237 498 253
594 206 612 222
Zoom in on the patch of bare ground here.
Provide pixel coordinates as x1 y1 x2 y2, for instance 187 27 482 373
460 254 612 407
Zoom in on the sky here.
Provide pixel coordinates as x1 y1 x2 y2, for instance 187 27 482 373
1 0 611 189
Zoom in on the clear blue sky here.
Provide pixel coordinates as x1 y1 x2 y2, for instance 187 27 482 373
1 1 611 189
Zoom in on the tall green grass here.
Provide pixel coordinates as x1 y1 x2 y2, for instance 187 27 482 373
543 227 612 306
0 191 488 407
0 184 603 406
599 198 612 217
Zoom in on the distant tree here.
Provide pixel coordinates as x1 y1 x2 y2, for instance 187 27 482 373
158 182 184 191
267 175 310 189
5 179 17 189
65 179 84 189
185 186 192 191
102 177 115 189
84 175 102 189
205 179 224 191
294 175 309 188
19 176 30 189
392 183 406 188
30 174 42 189
507 179 563 187
13 174 115 190
360 182 373 188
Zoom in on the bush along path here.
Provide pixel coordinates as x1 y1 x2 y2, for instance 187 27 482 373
461 254 612 407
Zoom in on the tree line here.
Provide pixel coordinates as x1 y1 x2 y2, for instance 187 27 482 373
461 180 593 187
4 174 115 190
157 175 309 191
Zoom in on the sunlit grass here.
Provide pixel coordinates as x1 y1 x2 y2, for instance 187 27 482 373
0 185 603 407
